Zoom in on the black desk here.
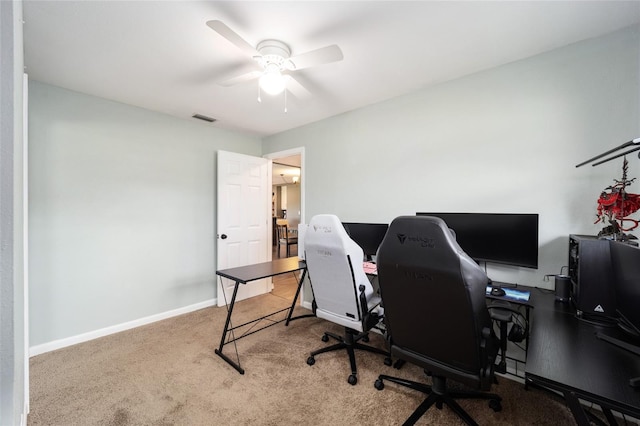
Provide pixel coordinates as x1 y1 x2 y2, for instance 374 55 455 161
525 289 640 425
215 257 310 374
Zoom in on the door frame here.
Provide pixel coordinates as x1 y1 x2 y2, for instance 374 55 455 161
263 147 308 305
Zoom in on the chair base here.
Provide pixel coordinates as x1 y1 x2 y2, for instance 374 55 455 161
307 328 391 385
374 374 502 426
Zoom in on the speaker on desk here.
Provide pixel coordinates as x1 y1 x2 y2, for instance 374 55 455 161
554 275 571 303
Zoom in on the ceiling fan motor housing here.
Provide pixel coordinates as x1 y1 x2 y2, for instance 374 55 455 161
256 40 291 70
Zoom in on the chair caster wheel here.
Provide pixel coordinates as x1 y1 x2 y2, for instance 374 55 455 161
489 399 502 412
306 356 315 366
348 374 358 385
362 334 369 343
321 334 329 342
384 357 392 366
374 379 384 390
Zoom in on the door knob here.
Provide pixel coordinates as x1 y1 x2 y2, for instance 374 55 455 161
220 234 228 240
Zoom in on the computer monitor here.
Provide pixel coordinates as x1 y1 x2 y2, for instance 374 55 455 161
610 241 640 338
342 222 388 261
415 212 539 269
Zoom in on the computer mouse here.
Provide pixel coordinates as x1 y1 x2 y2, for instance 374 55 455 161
490 287 506 297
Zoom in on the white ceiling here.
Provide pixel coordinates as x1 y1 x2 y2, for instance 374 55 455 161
23 1 640 137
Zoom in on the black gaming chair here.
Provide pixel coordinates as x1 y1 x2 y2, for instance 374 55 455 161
374 215 502 426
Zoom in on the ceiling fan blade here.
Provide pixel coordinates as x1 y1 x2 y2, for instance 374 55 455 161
219 70 263 87
206 20 260 58
285 75 312 99
285 45 343 71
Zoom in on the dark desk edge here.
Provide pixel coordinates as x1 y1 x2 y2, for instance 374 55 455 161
216 258 306 283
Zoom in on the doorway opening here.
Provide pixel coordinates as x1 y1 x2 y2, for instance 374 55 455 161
264 147 305 304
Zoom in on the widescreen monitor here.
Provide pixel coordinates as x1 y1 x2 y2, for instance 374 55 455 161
342 222 388 260
416 212 539 269
610 241 640 337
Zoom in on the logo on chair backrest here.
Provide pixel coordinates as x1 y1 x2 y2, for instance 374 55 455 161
312 225 332 233
402 270 433 281
396 234 435 248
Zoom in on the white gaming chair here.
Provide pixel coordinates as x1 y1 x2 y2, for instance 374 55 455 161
304 214 390 385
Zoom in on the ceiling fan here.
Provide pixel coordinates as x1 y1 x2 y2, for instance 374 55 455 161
206 20 344 100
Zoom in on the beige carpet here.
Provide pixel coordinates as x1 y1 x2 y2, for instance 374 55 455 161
29 290 577 425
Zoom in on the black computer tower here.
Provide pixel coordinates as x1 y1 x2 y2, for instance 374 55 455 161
568 235 616 318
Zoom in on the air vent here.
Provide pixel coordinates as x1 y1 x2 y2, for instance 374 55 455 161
192 114 216 123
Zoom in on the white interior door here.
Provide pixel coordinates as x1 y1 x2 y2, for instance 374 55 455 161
217 151 272 307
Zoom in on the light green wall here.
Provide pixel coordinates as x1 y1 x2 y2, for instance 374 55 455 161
28 82 262 346
263 25 640 287
1 0 26 424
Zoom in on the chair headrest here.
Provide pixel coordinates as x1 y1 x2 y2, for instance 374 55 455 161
383 215 462 255
307 214 351 243
305 214 366 275
379 215 487 284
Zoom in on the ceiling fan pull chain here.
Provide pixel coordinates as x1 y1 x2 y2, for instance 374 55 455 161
284 87 288 113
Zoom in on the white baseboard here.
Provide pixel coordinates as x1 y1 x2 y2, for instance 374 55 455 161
29 298 217 357
22 398 29 425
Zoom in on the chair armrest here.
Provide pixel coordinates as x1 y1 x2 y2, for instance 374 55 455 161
487 300 514 323
359 284 382 330
489 308 511 323
358 284 367 312
481 327 492 339
367 295 382 311
480 325 499 381
357 285 381 311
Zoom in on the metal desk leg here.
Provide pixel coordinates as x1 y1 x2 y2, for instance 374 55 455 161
564 391 591 426
285 268 314 325
600 407 619 426
489 306 510 374
525 304 531 355
214 280 245 374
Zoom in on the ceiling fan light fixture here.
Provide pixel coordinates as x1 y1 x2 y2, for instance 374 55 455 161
209 22 344 105
259 63 286 95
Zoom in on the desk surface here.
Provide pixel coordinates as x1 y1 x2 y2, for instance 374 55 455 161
525 289 640 419
216 257 306 283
